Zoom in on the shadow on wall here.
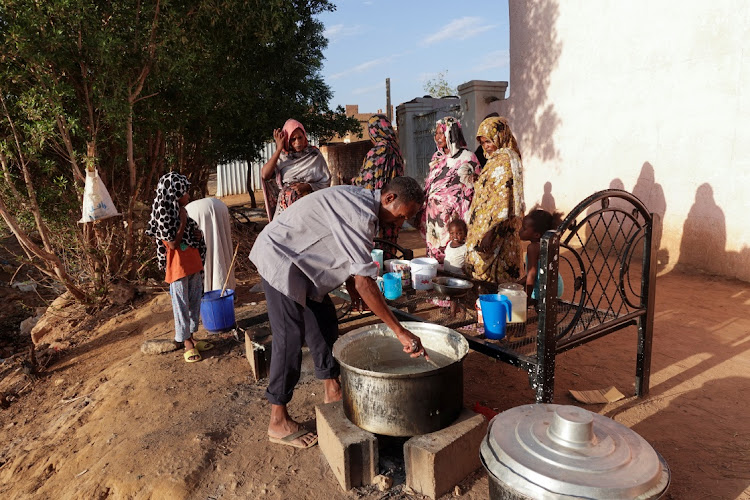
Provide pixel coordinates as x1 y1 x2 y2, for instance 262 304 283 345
541 181 556 212
626 177 750 281
505 0 562 162
573 164 668 270
631 162 668 272
677 183 726 274
674 182 750 280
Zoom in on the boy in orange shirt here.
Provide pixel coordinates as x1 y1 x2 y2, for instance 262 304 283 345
146 172 212 362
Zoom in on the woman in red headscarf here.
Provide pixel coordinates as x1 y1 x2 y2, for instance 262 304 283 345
262 118 331 219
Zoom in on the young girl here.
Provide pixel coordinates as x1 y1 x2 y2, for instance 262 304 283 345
146 172 212 363
443 219 468 275
519 209 565 306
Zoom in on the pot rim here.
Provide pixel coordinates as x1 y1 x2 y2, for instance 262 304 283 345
333 321 469 379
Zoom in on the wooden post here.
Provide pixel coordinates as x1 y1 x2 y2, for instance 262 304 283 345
386 78 392 122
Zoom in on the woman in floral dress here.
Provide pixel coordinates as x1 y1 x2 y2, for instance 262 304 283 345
464 116 525 283
419 117 480 263
352 114 404 250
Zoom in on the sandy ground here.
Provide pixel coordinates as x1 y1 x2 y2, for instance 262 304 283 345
0 194 749 499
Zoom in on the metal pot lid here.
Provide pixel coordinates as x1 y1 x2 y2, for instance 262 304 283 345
481 404 670 499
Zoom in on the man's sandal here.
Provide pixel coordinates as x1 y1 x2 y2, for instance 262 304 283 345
268 429 318 449
184 348 201 363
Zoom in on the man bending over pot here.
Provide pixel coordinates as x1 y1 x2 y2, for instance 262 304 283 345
249 176 427 449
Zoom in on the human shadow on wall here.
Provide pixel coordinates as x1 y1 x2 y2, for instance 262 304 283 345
541 181 556 212
505 0 562 162
631 162 668 272
580 178 625 245
676 183 726 274
579 165 668 272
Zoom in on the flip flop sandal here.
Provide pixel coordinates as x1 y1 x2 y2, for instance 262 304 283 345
183 348 201 363
268 429 318 449
193 340 214 351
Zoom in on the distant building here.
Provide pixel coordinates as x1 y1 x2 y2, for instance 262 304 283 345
327 104 395 144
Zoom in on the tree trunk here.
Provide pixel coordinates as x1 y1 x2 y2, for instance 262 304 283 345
0 194 87 301
245 156 257 208
0 150 23 200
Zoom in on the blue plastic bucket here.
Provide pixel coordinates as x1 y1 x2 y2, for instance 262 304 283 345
479 294 512 340
200 289 236 333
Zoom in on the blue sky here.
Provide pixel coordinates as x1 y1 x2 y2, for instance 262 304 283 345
318 0 510 113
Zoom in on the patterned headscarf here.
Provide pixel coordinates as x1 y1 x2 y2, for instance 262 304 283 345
145 172 206 271
476 116 525 217
281 118 309 152
476 116 521 159
351 114 404 190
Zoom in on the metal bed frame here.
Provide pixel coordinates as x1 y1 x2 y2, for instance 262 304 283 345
376 190 660 403
462 189 659 402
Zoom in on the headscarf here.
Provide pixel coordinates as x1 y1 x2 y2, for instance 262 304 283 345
281 118 309 151
145 172 206 271
430 116 468 169
476 116 525 216
351 114 404 190
476 116 521 159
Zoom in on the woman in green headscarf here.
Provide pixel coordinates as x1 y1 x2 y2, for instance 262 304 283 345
464 117 525 283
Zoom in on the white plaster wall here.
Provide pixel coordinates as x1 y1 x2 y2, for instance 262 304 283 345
501 0 750 281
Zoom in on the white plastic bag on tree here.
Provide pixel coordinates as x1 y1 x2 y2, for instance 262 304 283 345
78 168 121 223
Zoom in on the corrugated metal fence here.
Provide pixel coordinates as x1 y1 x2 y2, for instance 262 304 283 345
216 138 318 197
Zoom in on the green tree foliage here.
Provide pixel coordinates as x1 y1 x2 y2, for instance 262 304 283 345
423 70 457 98
0 0 359 297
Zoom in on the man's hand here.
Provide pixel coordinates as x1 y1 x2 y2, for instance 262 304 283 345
393 326 427 358
353 275 427 359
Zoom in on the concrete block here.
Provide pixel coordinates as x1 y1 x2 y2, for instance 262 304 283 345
404 409 487 499
245 331 272 381
316 401 378 491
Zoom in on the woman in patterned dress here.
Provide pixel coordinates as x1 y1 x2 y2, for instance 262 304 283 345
352 114 404 250
419 117 480 263
464 116 525 283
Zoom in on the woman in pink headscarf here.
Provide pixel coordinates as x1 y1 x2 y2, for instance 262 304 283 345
262 118 331 219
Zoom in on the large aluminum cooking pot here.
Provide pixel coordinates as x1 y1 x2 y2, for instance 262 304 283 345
333 322 469 436
481 404 671 499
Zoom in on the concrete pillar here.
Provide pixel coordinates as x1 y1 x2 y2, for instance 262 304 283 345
457 80 508 152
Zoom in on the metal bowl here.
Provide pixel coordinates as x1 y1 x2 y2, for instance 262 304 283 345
431 276 473 297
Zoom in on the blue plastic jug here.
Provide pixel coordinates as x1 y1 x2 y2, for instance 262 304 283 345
479 294 512 340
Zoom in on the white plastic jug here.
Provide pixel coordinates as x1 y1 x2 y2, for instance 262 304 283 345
497 282 527 323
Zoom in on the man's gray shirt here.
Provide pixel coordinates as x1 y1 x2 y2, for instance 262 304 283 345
249 185 381 305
